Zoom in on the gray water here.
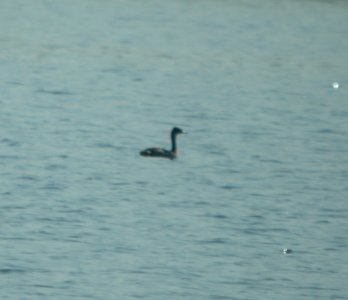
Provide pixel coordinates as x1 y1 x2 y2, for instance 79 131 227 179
1 0 348 299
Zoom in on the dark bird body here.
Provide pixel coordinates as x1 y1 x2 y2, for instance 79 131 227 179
140 127 185 159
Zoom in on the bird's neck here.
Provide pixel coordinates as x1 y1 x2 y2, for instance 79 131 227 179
171 133 177 153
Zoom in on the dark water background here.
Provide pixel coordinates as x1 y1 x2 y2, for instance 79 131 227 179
1 1 348 299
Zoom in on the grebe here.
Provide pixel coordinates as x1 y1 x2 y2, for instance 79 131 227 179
140 127 186 159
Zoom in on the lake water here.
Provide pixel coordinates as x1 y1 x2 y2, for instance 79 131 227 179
1 0 348 299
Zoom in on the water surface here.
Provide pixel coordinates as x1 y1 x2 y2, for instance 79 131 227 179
1 0 348 299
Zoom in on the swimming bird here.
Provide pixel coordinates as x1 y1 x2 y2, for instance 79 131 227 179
140 127 186 159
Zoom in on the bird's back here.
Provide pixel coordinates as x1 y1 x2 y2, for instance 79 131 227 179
140 148 176 159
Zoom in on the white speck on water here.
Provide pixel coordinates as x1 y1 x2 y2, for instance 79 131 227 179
332 82 340 89
283 248 293 254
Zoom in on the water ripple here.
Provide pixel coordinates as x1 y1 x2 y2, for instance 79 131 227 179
35 89 73 96
0 268 26 274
